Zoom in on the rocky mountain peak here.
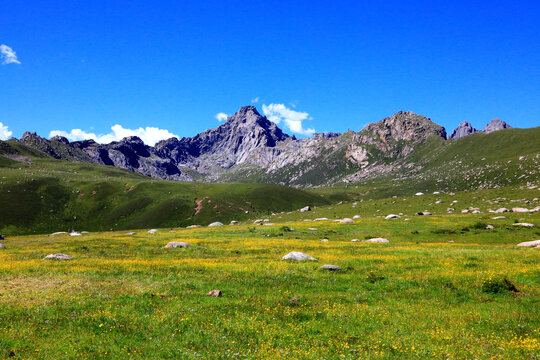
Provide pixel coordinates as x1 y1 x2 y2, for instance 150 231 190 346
50 135 70 144
449 121 478 139
360 111 447 143
483 118 511 133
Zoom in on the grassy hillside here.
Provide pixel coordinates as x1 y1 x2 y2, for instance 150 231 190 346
0 141 331 236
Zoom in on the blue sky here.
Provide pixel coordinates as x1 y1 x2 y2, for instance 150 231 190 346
1 0 539 144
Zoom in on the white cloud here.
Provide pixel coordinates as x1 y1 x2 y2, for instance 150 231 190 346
0 45 21 65
49 124 178 146
215 112 229 122
0 122 13 140
251 97 259 103
262 103 315 136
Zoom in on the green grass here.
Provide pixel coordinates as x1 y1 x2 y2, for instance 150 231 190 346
0 151 329 235
0 195 539 359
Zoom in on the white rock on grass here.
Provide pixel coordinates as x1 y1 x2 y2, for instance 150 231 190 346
321 238 329 242
299 206 311 212
44 254 72 261
50 232 68 236
314 218 329 221
512 207 531 213
126 232 136 235
320 264 342 271
415 192 424 196
494 208 509 213
208 222 223 227
363 238 390 243
486 225 495 230
186 225 201 229
307 228 318 231
70 231 82 236
229 220 239 225
513 223 535 228
353 215 361 219
341 218 354 224
281 252 318 261
385 214 400 219
351 239 361 242
164 241 190 248
516 240 540 247
0 244 5 249
492 216 506 220
148 229 158 234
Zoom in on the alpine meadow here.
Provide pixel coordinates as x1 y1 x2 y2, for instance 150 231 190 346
1 1 539 359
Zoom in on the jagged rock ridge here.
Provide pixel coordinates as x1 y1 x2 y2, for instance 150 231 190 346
12 107 513 186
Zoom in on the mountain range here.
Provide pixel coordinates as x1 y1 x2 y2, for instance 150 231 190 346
5 106 527 187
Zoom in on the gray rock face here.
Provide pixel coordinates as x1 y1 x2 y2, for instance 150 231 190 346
313 132 341 140
483 118 511 134
281 252 318 261
164 241 190 248
449 121 479 139
44 254 72 260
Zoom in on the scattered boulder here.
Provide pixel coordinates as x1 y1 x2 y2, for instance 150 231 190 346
186 225 201 229
435 200 442 204
299 206 311 212
0 243 5 249
494 208 509 213
415 192 424 196
164 241 190 248
44 254 72 261
512 207 531 213
263 223 276 226
307 228 318 231
281 252 318 261
363 238 390 243
320 264 342 271
472 210 481 214
254 219 263 224
461 209 469 213
206 290 222 297
229 220 239 225
321 238 329 242
125 232 136 235
341 218 354 224
50 232 68 236
486 225 495 230
208 222 224 227
516 240 540 247
353 215 361 219
147 229 158 234
351 239 361 242
314 218 329 221
513 223 535 228
492 216 506 220
385 214 401 219
70 231 82 236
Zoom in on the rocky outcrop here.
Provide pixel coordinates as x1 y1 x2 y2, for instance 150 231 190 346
449 121 479 139
483 118 512 133
313 132 341 140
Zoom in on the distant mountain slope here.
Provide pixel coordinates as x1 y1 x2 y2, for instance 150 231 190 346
0 142 331 235
6 106 537 188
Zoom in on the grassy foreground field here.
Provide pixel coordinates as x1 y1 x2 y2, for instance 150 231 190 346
1 202 539 359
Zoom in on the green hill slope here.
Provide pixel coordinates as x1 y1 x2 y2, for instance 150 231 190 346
0 141 331 235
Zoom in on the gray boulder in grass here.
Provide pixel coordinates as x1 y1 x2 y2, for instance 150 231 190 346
208 222 223 227
516 240 540 247
363 238 390 243
320 264 342 271
164 241 190 248
281 252 318 261
44 254 72 260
